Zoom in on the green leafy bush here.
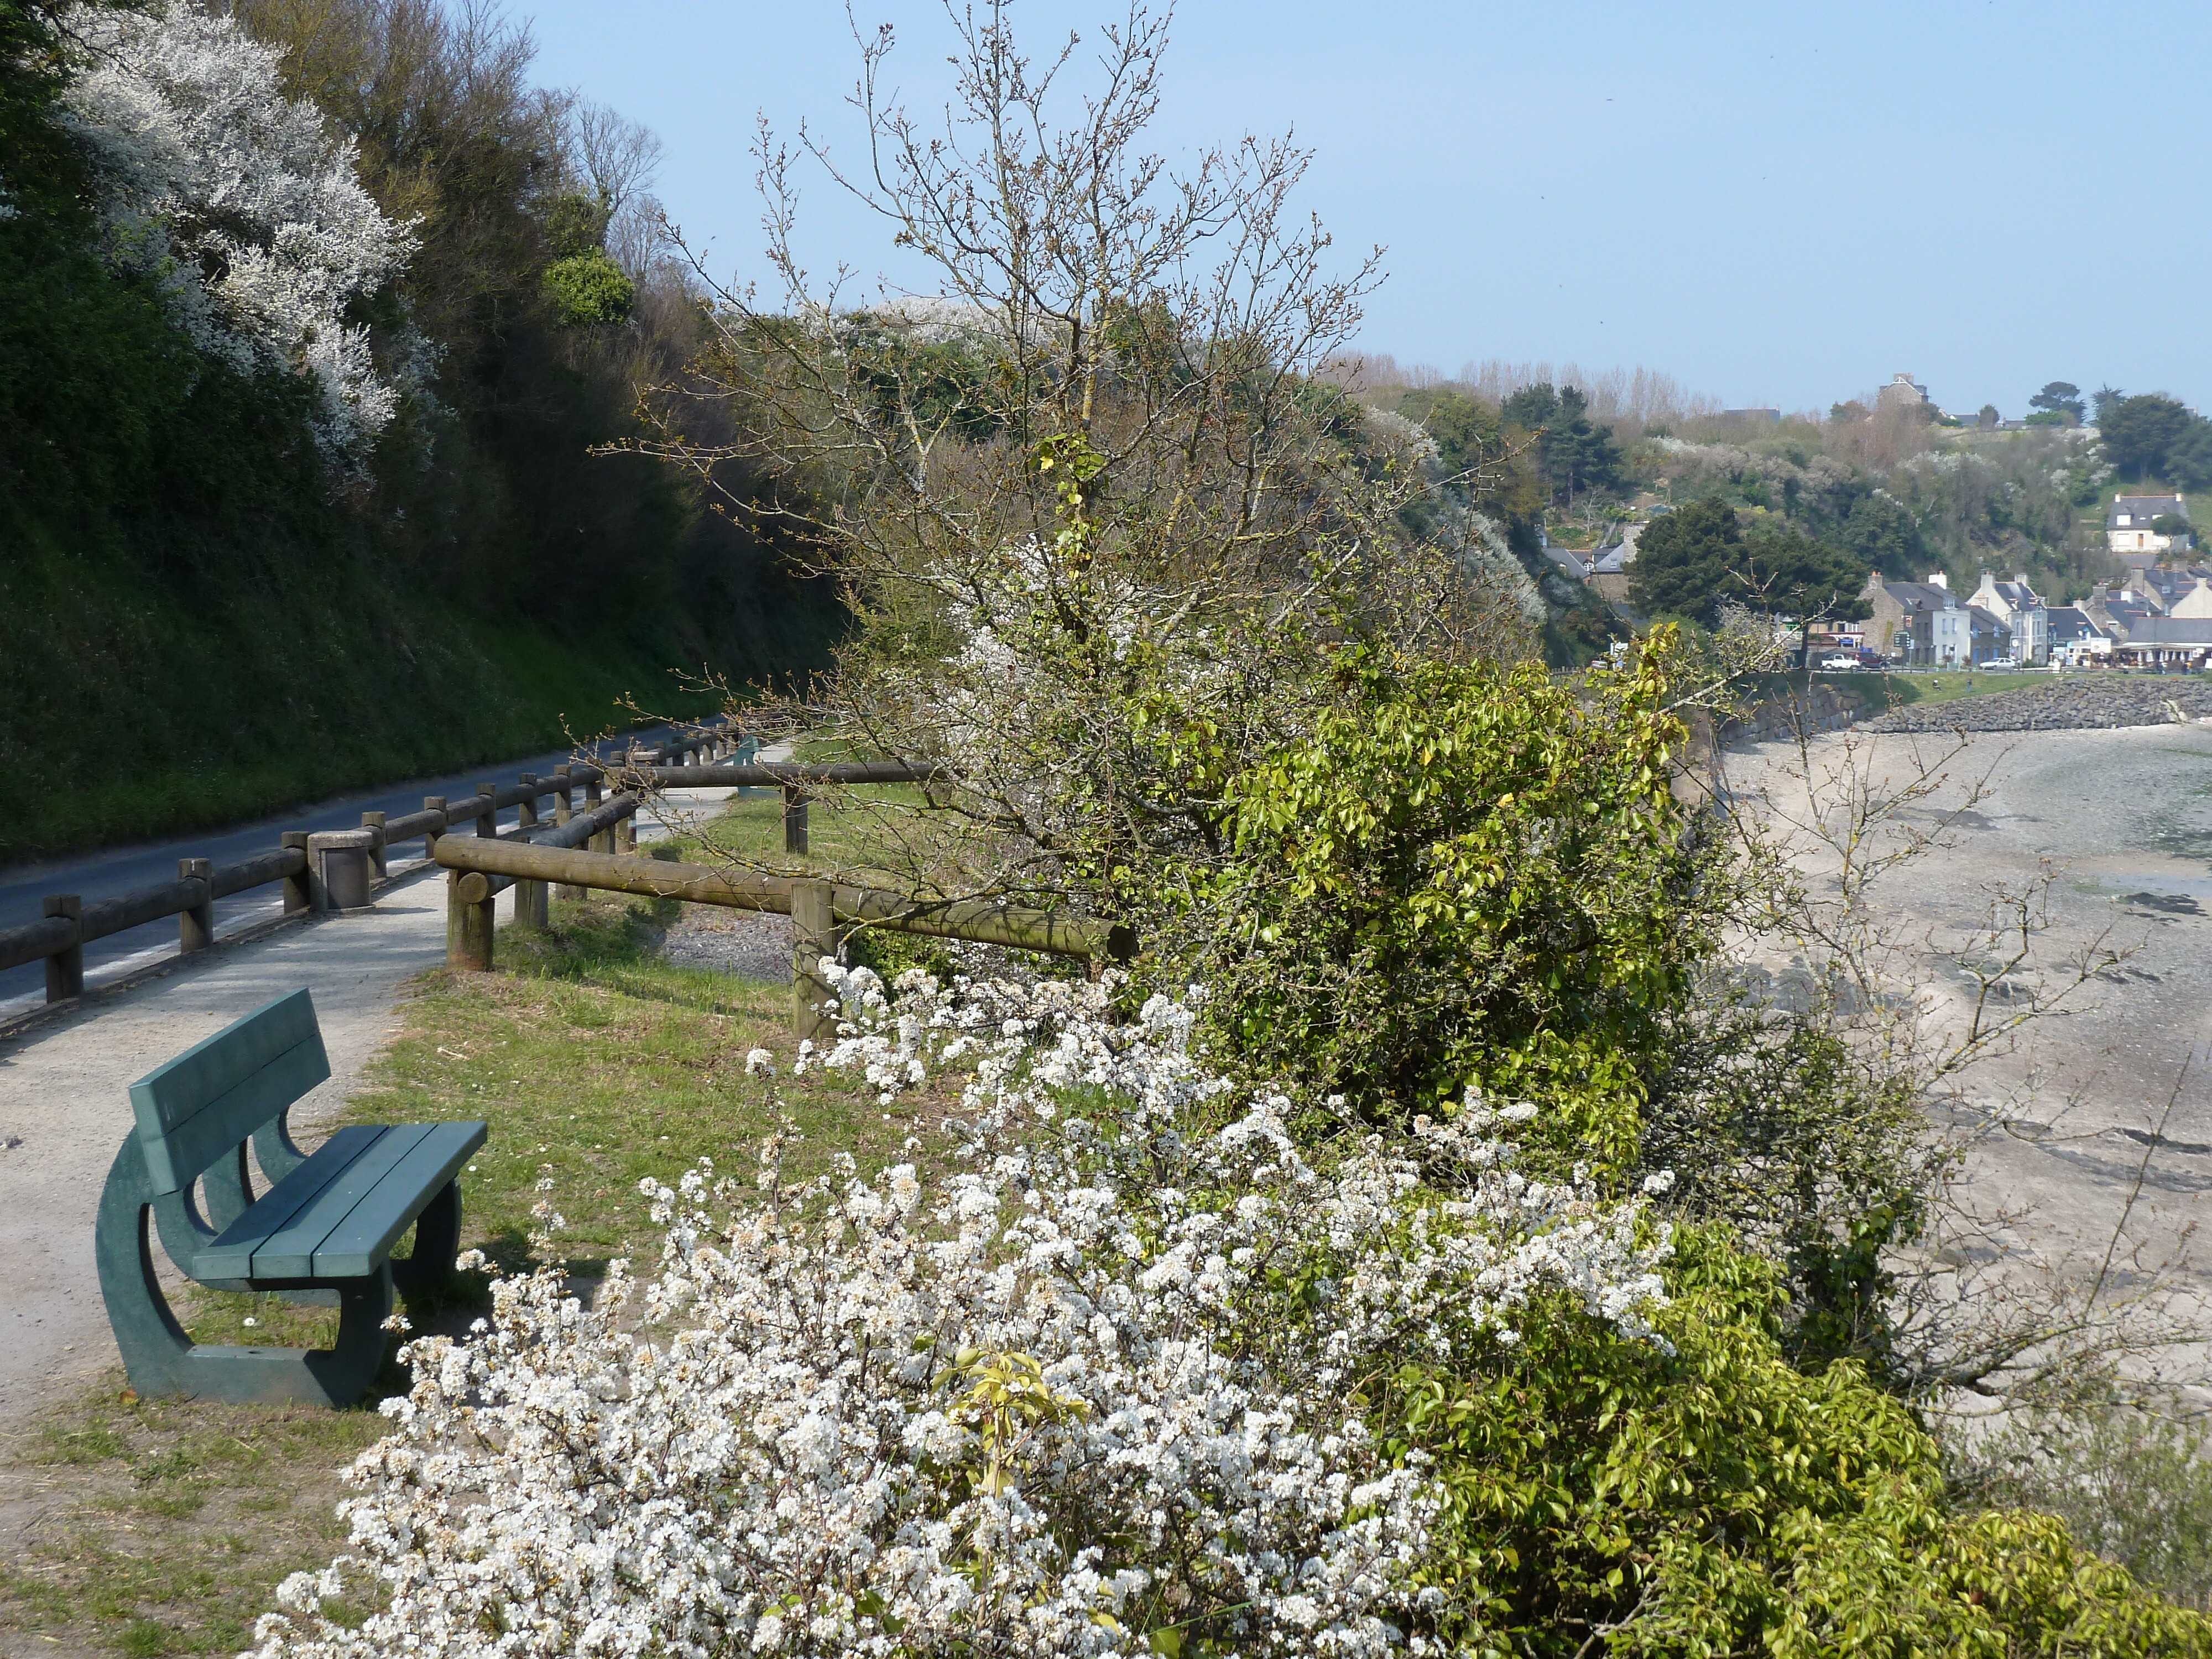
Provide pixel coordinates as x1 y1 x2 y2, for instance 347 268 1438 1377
1958 1404 2212 1613
542 251 634 327
1191 631 1708 1172
1383 1230 2212 1656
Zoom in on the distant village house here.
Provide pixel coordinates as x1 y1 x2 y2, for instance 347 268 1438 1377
2107 493 2190 562
1859 570 2018 666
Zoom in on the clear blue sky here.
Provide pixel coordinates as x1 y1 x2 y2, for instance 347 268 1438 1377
520 0 2210 419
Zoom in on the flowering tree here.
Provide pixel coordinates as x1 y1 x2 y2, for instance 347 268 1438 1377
56 1 418 461
250 971 1675 1657
628 3 1532 936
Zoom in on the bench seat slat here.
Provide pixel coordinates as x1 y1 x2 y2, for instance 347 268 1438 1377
247 1122 438 1279
192 1125 389 1281
309 1121 487 1278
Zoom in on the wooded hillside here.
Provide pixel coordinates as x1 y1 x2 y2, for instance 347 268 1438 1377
0 0 840 862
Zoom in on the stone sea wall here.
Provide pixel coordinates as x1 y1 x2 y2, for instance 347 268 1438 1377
1866 677 2212 735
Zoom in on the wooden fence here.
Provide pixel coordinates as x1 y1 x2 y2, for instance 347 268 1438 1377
1 729 1132 1041
434 787 1135 1040
0 721 743 1008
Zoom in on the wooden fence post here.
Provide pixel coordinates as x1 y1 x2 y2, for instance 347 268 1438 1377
513 776 547 930
552 767 581 899
178 858 214 953
791 879 837 1044
422 797 445 859
361 811 388 878
474 783 498 842
280 832 312 913
447 871 494 971
782 786 810 855
43 895 82 1002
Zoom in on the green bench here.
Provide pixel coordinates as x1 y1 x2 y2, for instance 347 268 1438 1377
94 988 487 1406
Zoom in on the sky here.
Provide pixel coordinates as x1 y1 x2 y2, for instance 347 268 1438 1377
519 0 2212 419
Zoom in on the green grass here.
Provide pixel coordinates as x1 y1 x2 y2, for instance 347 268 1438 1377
0 604 730 866
0 1387 388 1656
0 510 830 866
0 878 926 1654
1867 669 2055 707
1747 667 2141 718
342 886 938 1272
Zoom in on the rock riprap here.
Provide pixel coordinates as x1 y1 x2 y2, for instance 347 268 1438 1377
1866 676 2212 734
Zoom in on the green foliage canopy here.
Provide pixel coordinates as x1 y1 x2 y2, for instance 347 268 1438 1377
2030 380 2085 424
543 251 635 326
1629 498 1866 627
1191 635 1708 1167
2101 394 2197 481
1500 382 1627 505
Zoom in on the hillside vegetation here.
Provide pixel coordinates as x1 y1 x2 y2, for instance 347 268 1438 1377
0 0 839 863
1341 364 2203 648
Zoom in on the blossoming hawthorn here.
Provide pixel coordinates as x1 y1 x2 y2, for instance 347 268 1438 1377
253 972 1671 1658
56 2 419 462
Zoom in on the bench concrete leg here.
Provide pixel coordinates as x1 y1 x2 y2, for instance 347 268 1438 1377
390 1179 461 1303
95 1139 393 1407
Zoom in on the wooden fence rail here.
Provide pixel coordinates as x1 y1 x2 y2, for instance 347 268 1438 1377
632 760 943 855
431 834 1134 1040
0 719 743 1009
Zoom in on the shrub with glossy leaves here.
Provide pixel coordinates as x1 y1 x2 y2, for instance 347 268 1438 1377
1190 628 1709 1170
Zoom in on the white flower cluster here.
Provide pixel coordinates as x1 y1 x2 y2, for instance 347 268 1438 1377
252 976 1671 1658
796 962 1217 1110
56 2 419 461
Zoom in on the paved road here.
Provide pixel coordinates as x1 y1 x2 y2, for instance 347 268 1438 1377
0 732 699 1013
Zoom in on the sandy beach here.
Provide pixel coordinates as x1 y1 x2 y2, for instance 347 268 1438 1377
1718 721 2212 1387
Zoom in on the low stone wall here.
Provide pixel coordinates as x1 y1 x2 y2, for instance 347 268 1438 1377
1865 677 2212 735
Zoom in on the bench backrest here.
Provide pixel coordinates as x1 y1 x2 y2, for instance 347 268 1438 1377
126 988 331 1196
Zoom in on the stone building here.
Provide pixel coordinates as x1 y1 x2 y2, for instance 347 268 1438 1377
1969 571 2049 664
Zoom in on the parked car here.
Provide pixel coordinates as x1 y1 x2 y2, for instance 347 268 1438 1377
1819 654 1862 671
1984 655 2019 669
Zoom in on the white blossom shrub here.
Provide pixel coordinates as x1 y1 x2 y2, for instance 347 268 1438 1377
56 2 418 461
253 972 1671 1658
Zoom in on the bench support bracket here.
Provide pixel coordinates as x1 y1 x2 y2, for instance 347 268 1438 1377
96 1138 395 1407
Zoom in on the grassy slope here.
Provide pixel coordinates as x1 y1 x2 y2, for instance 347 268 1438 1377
0 520 833 865
1752 667 2137 717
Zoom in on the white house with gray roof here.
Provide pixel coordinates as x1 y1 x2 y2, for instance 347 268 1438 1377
1969 571 2048 664
2107 494 2189 561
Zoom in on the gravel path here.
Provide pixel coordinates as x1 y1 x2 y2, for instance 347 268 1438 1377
1866 676 2212 734
659 905 794 982
0 777 747 1434
0 863 453 1430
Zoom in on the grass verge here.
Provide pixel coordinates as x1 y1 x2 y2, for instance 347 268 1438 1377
0 883 933 1656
